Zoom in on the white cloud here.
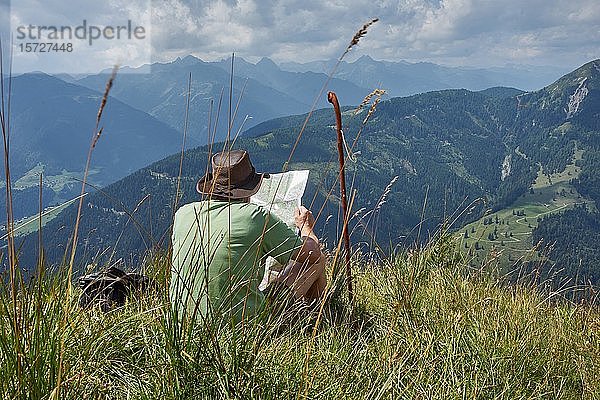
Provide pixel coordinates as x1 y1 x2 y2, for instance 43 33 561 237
6 0 600 73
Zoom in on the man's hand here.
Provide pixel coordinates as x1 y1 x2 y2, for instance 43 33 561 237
295 206 315 232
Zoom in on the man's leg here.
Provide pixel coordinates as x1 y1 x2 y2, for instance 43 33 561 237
276 254 326 300
304 268 326 300
303 257 327 300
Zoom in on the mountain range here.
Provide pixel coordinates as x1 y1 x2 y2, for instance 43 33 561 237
1 73 182 220
5 55 568 221
12 60 600 287
76 55 569 137
75 55 369 141
281 55 569 96
3 56 368 219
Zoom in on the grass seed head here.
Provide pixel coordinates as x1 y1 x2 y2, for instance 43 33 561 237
347 18 379 53
96 66 118 125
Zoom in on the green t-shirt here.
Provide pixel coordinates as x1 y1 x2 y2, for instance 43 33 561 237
170 200 301 322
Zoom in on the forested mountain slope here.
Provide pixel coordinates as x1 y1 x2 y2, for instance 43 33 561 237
1 73 183 220
12 61 600 285
76 56 369 143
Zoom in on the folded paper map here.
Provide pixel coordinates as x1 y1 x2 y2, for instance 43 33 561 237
251 170 310 290
250 170 310 229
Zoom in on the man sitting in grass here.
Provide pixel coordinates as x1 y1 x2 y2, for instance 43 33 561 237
170 149 326 322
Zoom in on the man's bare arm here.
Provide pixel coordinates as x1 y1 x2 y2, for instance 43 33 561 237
276 206 327 299
291 206 322 264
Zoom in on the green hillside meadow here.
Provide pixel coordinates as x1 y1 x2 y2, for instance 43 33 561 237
1 235 599 398
459 147 594 267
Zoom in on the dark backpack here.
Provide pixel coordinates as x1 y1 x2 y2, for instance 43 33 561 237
78 266 152 312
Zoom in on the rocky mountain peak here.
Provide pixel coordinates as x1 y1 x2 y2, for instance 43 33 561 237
256 57 279 71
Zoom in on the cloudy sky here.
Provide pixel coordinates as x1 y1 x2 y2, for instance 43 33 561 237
2 0 599 74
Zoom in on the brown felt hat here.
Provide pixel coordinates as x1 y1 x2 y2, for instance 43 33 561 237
196 150 266 199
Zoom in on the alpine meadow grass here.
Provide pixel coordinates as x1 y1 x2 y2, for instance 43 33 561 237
1 234 599 399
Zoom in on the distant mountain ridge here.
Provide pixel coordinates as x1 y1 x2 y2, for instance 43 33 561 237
280 55 569 96
1 73 183 219
211 56 369 110
75 55 569 142
15 60 600 284
75 55 370 143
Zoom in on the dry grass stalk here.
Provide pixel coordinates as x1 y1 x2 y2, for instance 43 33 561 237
38 173 44 274
354 88 386 115
227 53 234 142
343 18 379 57
57 65 118 400
205 89 224 186
68 65 118 277
284 18 379 171
96 74 115 125
0 36 22 391
91 127 103 149
349 88 386 152
353 175 399 240
375 175 399 213
174 72 192 213
363 96 382 124
227 77 249 147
